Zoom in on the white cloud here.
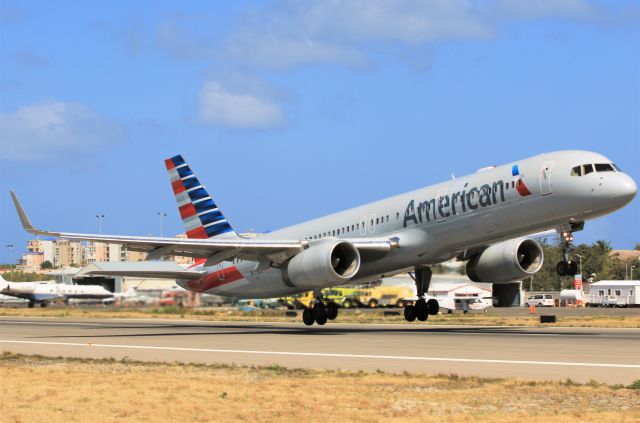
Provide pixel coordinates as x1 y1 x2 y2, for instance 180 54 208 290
492 0 598 21
224 0 495 69
222 0 618 70
198 81 284 129
0 101 126 161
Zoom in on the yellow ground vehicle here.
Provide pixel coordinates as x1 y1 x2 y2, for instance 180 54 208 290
349 286 414 308
295 287 361 308
292 285 414 309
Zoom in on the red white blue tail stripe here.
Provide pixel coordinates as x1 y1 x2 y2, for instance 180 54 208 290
165 155 236 239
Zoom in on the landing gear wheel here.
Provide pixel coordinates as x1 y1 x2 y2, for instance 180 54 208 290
556 261 568 276
40 302 47 308
426 299 439 315
326 302 338 320
404 305 416 322
313 303 327 325
315 310 328 325
415 299 429 321
302 308 315 326
28 301 35 309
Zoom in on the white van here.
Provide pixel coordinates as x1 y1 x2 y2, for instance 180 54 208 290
525 294 554 307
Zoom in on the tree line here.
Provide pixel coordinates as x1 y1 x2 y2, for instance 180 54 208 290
526 240 639 291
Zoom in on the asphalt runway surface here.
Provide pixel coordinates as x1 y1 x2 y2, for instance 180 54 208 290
1 317 638 384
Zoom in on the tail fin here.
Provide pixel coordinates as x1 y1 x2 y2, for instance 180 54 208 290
0 274 8 290
165 155 237 239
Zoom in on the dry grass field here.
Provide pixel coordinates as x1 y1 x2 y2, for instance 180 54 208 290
0 353 638 423
1 306 639 327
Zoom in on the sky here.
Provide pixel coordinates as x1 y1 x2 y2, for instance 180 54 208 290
0 0 639 263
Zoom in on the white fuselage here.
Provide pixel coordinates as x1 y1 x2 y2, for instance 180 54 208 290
0 277 114 302
178 150 636 298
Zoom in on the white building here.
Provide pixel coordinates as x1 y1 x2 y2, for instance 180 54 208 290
588 280 640 307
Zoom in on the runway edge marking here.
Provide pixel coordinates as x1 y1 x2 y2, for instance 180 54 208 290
1 339 639 369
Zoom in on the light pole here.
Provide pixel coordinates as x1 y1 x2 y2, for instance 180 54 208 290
157 212 167 237
96 214 105 234
5 244 14 281
574 254 583 278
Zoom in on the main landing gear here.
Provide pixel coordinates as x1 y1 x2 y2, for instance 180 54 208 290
404 266 439 322
556 228 579 277
303 290 339 326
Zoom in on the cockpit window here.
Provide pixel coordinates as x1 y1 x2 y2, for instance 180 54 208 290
612 163 622 172
583 164 594 175
595 163 614 172
570 166 582 176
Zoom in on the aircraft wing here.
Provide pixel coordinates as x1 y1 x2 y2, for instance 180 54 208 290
75 262 206 280
11 191 398 265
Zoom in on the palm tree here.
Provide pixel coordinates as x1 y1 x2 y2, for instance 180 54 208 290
594 240 612 255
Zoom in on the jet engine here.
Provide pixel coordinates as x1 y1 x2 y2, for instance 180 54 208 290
466 239 544 283
283 239 361 289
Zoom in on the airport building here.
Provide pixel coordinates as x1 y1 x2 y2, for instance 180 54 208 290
381 273 522 307
17 237 193 271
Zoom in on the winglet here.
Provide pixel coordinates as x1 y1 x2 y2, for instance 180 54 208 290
9 191 57 236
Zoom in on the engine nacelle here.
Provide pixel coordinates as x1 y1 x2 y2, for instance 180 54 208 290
283 239 360 289
466 239 544 283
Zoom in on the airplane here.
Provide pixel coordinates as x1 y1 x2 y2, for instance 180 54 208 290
0 275 114 307
101 287 156 306
429 295 493 314
10 150 636 325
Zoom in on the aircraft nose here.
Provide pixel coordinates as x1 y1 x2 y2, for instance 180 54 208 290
611 173 637 204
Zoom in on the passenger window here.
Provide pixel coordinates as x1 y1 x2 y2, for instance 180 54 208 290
332 230 335 236
386 215 389 222
356 223 359 230
351 225 354 231
396 212 400 219
512 181 515 188
570 166 582 176
595 163 614 172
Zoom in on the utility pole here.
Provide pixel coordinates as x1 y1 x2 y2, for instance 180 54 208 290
5 244 14 281
574 254 583 278
96 214 105 234
157 212 167 237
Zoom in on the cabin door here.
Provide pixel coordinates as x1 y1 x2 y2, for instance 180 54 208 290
540 161 553 196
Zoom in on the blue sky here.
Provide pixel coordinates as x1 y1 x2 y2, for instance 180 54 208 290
1 0 639 263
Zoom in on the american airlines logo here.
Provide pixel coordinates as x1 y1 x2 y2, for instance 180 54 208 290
403 166 531 228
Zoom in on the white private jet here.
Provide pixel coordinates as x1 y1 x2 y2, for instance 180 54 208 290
0 275 113 308
10 150 636 324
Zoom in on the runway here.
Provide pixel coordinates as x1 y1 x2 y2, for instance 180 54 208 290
1 317 638 384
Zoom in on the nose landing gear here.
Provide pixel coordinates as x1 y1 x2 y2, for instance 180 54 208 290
556 229 579 276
